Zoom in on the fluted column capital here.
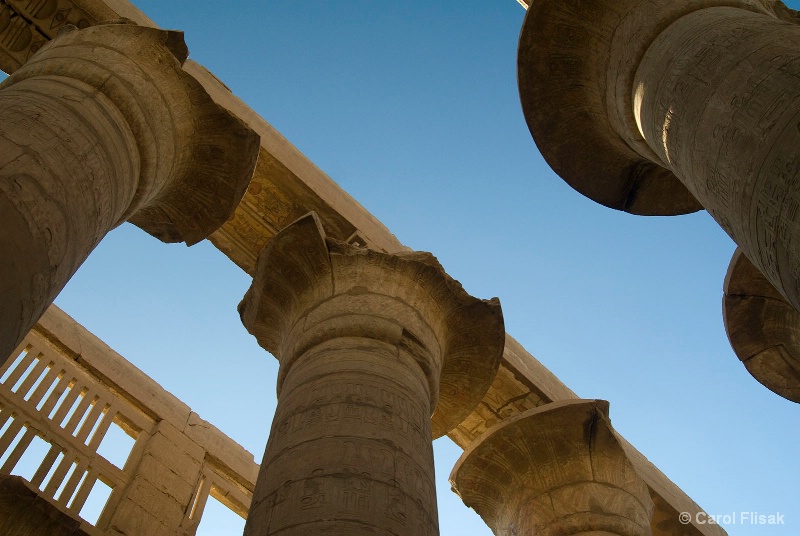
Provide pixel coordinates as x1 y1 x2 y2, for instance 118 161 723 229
450 399 654 536
724 248 800 403
239 212 505 437
1 20 259 244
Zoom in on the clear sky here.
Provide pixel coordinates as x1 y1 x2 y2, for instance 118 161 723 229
27 0 800 534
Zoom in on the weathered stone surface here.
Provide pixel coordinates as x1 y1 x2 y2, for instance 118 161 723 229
4 307 259 534
0 2 737 534
0 475 93 536
724 248 800 402
107 421 204 535
109 497 174 536
239 212 504 536
0 0 155 73
519 0 800 311
185 412 260 486
0 21 259 364
451 400 654 536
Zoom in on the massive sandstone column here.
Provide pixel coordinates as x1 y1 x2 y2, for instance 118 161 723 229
518 1 800 310
238 213 504 535
450 399 654 536
724 248 800 402
0 21 260 364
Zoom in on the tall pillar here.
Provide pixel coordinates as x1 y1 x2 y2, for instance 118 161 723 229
450 400 654 536
0 21 260 363
238 213 504 535
518 1 800 309
724 248 800 402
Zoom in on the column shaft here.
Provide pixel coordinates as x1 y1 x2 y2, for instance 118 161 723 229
0 75 139 360
0 22 259 363
239 213 504 536
247 337 437 536
634 6 800 309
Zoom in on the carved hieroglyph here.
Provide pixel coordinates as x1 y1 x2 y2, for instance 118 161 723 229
724 248 800 402
239 212 504 535
450 399 654 536
0 21 260 364
519 0 800 311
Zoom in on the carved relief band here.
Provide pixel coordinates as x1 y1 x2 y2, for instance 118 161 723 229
519 1 800 312
450 399 654 536
0 21 260 363
238 213 504 535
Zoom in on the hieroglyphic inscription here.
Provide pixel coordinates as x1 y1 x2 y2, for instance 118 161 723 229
261 442 437 535
270 379 429 453
0 0 96 73
0 3 47 72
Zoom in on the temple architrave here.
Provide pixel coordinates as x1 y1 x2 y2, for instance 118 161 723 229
2 0 785 534
517 0 800 401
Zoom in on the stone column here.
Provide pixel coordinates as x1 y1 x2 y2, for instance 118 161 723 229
519 0 800 309
0 21 260 363
238 213 504 536
450 400 654 536
724 248 800 402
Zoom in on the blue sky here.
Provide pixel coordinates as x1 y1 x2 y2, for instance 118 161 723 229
30 1 800 534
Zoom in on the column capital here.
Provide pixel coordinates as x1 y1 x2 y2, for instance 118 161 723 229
724 248 800 403
518 0 795 216
450 399 654 535
1 20 259 244
239 212 505 438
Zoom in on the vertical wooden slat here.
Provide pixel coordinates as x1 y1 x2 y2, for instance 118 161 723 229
26 364 60 408
68 468 98 513
1 342 30 376
0 406 13 430
43 453 75 497
0 427 35 474
14 356 48 398
51 381 83 424
38 373 70 416
30 444 62 488
63 390 96 435
2 350 37 389
87 406 117 450
57 458 89 506
0 418 23 455
75 400 106 444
